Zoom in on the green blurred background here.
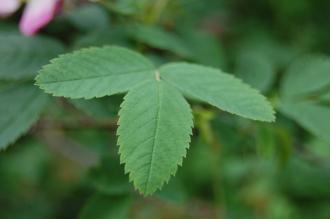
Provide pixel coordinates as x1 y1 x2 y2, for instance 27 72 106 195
0 0 330 218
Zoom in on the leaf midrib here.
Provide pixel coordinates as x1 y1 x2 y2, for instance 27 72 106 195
38 68 153 84
144 81 162 193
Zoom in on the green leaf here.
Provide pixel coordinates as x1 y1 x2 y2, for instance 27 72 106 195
36 46 155 99
160 63 275 122
73 28 129 49
117 80 193 195
0 84 48 150
281 56 330 99
35 46 275 195
80 194 131 219
105 0 147 15
280 158 330 198
236 33 298 69
235 51 275 92
129 25 226 67
180 30 226 68
279 101 330 141
65 4 110 32
0 33 65 80
128 25 192 57
279 56 330 140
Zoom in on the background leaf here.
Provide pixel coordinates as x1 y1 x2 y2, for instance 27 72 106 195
0 33 64 80
280 56 330 140
235 51 275 92
80 194 131 219
127 25 192 57
65 4 110 32
179 29 226 68
279 101 330 141
0 84 48 150
281 56 330 99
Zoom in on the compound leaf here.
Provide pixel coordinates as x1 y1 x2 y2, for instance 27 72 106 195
160 63 275 122
34 46 276 195
36 46 155 99
117 80 193 195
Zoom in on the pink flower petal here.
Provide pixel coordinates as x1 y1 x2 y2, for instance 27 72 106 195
19 0 61 36
0 0 20 17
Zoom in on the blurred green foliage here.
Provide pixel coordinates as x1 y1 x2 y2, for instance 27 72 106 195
0 0 330 218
